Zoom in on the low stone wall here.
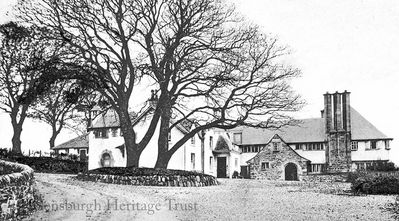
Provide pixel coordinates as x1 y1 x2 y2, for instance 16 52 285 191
78 173 218 187
0 160 40 220
302 173 348 182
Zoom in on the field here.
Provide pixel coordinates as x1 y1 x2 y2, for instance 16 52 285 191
26 173 396 221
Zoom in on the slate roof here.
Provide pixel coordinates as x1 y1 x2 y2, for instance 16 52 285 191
236 107 391 145
52 133 89 150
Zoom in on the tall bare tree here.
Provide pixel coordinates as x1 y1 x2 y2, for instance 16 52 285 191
0 22 63 154
127 0 303 168
17 0 303 168
28 80 81 148
17 0 165 166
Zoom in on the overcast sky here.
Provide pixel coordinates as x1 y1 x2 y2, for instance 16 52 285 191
1 0 398 163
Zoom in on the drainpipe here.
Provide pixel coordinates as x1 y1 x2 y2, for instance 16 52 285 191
200 130 206 174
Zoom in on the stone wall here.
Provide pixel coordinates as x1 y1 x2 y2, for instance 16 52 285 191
302 173 348 182
0 160 39 219
248 135 309 181
77 173 218 187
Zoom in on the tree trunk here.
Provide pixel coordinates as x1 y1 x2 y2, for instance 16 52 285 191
11 127 22 155
155 98 172 169
118 108 141 167
49 135 56 149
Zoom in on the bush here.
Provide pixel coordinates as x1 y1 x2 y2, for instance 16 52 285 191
2 156 87 174
350 172 399 194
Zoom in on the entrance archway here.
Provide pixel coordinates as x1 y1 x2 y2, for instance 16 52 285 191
100 152 113 167
285 163 298 181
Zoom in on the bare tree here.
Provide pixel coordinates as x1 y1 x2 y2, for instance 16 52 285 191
127 0 304 168
17 0 165 166
28 80 81 148
0 22 63 154
17 0 303 168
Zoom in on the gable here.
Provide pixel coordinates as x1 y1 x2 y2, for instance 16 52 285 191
247 134 310 164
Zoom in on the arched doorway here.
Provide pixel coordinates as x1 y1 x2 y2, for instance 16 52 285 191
100 152 113 167
285 163 298 181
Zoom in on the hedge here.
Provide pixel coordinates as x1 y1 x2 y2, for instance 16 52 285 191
1 156 87 174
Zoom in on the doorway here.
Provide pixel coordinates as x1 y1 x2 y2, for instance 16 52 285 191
285 162 298 181
217 157 227 178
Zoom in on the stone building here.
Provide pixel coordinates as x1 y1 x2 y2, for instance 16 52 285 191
247 134 309 180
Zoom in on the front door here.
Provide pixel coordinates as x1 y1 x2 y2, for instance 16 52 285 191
285 163 298 181
79 149 87 161
217 157 227 178
240 166 250 179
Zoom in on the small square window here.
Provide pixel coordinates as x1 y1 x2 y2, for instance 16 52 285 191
385 140 391 150
261 162 270 170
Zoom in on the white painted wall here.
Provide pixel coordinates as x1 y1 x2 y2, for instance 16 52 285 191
351 141 390 161
292 147 326 164
88 114 206 171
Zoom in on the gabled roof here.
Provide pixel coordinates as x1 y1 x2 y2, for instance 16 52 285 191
236 107 391 145
246 134 310 164
52 133 89 150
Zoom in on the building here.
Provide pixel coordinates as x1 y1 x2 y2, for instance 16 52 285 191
57 91 393 180
52 133 89 161
232 91 392 180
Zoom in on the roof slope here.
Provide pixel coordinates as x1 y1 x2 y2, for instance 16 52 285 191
237 107 391 145
52 133 89 150
351 108 389 140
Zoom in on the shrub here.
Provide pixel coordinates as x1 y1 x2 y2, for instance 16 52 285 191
350 172 399 194
2 156 87 174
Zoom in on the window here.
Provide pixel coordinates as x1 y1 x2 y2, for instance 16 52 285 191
310 164 325 173
168 132 171 142
209 136 213 148
351 141 358 151
295 144 301 150
191 153 195 170
371 140 377 149
233 133 242 144
385 140 391 150
261 162 269 170
235 158 238 167
209 157 213 170
191 136 195 145
272 142 279 152
111 128 118 137
94 129 108 139
120 129 123 136
304 143 325 151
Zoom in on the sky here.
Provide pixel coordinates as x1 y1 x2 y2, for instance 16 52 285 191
0 0 398 163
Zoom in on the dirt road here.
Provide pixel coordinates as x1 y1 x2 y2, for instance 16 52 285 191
26 173 395 221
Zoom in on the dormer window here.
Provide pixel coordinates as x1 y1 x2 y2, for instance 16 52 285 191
233 133 242 144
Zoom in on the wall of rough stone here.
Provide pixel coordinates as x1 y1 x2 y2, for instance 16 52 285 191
248 136 309 181
302 173 348 182
77 173 218 187
0 160 39 220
